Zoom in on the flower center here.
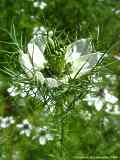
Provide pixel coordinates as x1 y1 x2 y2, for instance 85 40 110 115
23 124 29 129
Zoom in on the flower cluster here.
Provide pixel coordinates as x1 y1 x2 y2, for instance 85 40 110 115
0 116 54 145
16 119 54 145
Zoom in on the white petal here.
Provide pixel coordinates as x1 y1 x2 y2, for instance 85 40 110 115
28 42 47 70
16 124 23 128
1 123 7 128
65 39 104 78
20 53 33 71
39 2 47 10
23 119 29 124
39 136 47 145
20 130 25 135
25 130 31 137
46 134 53 141
65 39 93 62
10 119 15 124
94 97 104 111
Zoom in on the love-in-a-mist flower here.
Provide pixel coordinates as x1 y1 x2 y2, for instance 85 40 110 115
65 38 104 78
84 87 118 112
33 1 47 10
33 126 54 145
16 119 32 137
0 116 15 128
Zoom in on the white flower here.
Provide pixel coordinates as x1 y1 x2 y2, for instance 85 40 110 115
65 38 104 78
39 1 47 10
33 1 47 10
84 87 119 112
16 119 32 137
34 126 54 145
0 116 15 128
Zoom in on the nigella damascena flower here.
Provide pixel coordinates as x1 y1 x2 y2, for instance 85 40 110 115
33 126 54 145
16 119 32 137
0 116 15 128
84 87 118 112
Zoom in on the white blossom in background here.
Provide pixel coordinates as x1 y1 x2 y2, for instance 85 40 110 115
7 86 19 97
112 8 120 15
33 1 47 10
84 86 119 112
33 126 54 145
0 116 15 128
65 38 104 78
16 119 32 137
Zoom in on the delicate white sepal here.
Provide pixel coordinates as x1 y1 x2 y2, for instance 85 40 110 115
65 39 104 78
20 53 33 71
27 42 47 70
